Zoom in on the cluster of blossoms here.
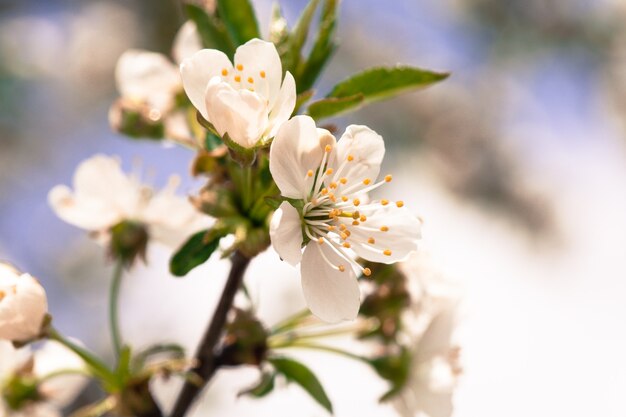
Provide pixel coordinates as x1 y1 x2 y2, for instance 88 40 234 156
0 2 462 416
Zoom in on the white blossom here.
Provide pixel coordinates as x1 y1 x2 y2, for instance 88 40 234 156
0 263 47 343
48 154 210 248
180 38 296 148
268 115 422 323
0 340 87 417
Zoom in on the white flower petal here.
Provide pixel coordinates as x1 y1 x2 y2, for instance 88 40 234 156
300 242 360 323
349 206 421 264
0 271 48 342
234 39 282 106
266 71 296 139
115 49 180 112
180 49 233 120
330 125 385 190
269 202 303 266
205 78 269 148
415 301 458 361
34 340 88 407
172 21 202 64
269 116 335 199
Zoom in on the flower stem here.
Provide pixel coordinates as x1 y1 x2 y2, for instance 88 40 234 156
273 341 369 363
170 251 251 417
109 260 124 359
270 308 313 334
243 165 253 210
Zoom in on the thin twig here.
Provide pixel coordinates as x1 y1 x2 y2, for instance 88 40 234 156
170 251 251 417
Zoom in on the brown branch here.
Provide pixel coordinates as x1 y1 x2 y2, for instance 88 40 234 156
170 251 251 417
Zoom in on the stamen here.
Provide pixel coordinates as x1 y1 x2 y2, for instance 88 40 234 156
339 224 347 231
343 242 351 248
260 70 266 78
330 182 338 189
236 64 244 71
340 232 348 240
0 290 5 301
325 145 333 153
326 168 334 175
363 178 371 185
328 225 336 231
352 220 360 226
360 214 367 222
353 198 361 206
363 268 372 277
385 175 392 182
396 201 404 207
221 68 228 76
383 249 392 256
341 196 348 202
380 226 389 232
307 170 314 177
347 155 354 161
381 199 389 206
321 188 329 195
234 75 241 82
340 178 348 184
318 238 324 244
368 237 376 244
338 265 346 272
248 77 254 84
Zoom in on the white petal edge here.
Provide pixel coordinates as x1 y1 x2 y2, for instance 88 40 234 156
300 242 360 323
269 202 303 266
266 71 296 139
330 125 385 190
234 39 282 106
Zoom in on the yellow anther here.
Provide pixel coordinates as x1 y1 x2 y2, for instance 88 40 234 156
352 211 360 219
383 249 392 256
338 265 346 272
221 68 228 76
344 230 351 237
381 199 389 206
385 174 393 182
343 242 351 248
234 75 241 82
236 64 244 71
0 290 5 300
321 188 328 195
329 194 336 202
347 155 354 161
363 268 372 277
330 182 338 189
325 144 332 152
260 70 266 78
341 196 348 202
352 220 360 226
307 170 314 177
340 177 347 184
326 168 334 175
360 214 367 222
318 238 324 244
248 77 254 84
353 198 361 206
396 201 404 208
340 232 348 240
368 237 376 244
339 224 347 231
380 226 389 232
328 225 336 231
363 178 371 185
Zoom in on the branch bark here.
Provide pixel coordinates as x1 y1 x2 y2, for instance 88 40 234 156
170 251 251 417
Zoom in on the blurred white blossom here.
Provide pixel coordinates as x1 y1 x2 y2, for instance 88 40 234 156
0 263 48 343
269 115 422 323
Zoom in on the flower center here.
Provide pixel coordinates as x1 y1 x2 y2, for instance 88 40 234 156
222 64 268 94
300 144 403 276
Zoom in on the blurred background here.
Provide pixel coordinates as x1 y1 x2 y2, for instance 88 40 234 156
1 0 626 416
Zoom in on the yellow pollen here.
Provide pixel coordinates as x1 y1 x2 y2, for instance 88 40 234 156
249 88 255 92
318 238 324 244
345 230 351 237
381 199 389 206
343 242 351 248
307 170 314 177
352 211 360 219
221 68 228 76
385 175 393 182
396 201 404 207
363 268 372 277
368 237 376 244
330 182 338 189
380 226 389 232
326 168 334 175
340 177 347 184
347 155 354 161
353 198 361 206
383 249 392 256
325 144 332 152
248 77 254 84
339 224 347 231
260 70 266 78
360 214 367 222
338 265 346 272
340 232 348 240
0 290 4 300
234 75 241 82
328 225 336 231
321 188 328 195
329 194 336 202
236 64 243 71
352 220 360 226
363 178 371 185
341 196 348 202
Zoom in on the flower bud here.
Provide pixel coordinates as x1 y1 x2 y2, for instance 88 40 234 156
108 98 165 140
109 221 149 265
0 263 48 343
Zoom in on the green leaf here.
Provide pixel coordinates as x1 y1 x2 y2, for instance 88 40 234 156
297 0 339 92
170 229 223 276
238 371 276 398
295 89 315 113
217 0 260 46
284 0 321 74
327 66 449 103
185 3 235 57
307 94 364 120
115 346 132 383
270 357 333 413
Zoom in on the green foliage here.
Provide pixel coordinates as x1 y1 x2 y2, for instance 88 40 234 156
269 357 333 413
170 229 224 276
307 94 364 120
283 0 321 74
217 0 260 46
238 370 276 398
368 347 412 402
185 3 235 57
